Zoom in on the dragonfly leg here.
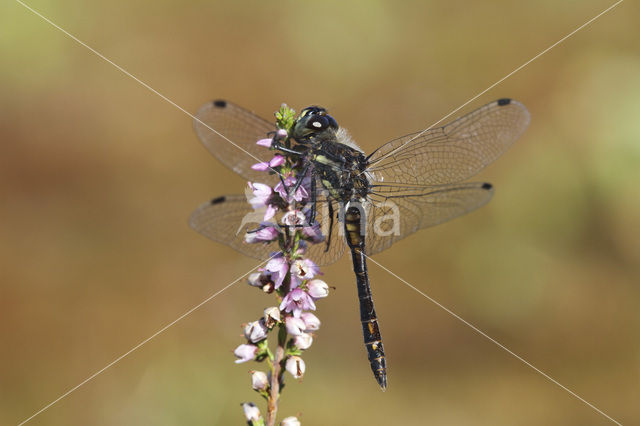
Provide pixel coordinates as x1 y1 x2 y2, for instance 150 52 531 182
324 201 334 253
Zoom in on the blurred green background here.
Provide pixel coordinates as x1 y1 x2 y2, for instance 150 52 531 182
1 0 638 424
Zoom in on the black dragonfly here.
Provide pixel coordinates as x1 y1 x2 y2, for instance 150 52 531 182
190 98 530 389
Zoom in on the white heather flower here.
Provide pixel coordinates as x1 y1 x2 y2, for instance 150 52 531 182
294 333 313 350
306 279 329 299
248 272 264 287
281 416 301 426
285 355 306 379
285 316 306 336
242 402 261 422
251 370 269 391
290 258 320 288
300 312 321 331
282 210 307 227
234 344 258 363
265 254 289 289
264 306 281 328
244 319 268 343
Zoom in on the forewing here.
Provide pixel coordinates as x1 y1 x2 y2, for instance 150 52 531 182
190 195 276 260
364 182 494 255
190 193 346 266
194 100 278 184
366 99 529 186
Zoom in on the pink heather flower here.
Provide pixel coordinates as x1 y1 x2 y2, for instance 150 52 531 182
234 344 258 364
242 402 261 421
300 312 321 331
294 333 313 350
290 258 320 288
275 176 309 203
247 182 278 221
265 255 289 289
256 138 273 147
285 355 306 379
307 279 329 299
250 370 269 391
263 306 280 328
285 316 306 336
281 417 300 426
244 319 268 343
280 288 316 317
247 182 272 209
264 204 278 221
251 162 270 171
244 225 279 244
251 154 285 171
276 128 288 139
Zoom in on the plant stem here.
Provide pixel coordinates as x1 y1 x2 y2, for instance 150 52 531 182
266 325 286 426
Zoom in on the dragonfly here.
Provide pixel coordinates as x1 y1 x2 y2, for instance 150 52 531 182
190 98 530 389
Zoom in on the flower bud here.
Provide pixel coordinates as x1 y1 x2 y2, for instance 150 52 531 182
264 307 281 328
256 138 273 147
285 355 306 379
294 333 313 350
281 416 301 426
306 279 329 299
234 344 258 364
251 370 269 391
270 155 285 167
242 402 261 421
300 312 320 331
276 129 288 140
244 319 268 343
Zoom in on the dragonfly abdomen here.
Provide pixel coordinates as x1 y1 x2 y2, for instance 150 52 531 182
344 204 388 390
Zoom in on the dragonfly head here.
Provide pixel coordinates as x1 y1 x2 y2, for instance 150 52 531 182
292 106 339 142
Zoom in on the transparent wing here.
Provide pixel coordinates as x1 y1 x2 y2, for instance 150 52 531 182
190 195 276 260
190 192 346 266
366 99 529 186
305 188 347 265
363 182 494 255
194 100 279 184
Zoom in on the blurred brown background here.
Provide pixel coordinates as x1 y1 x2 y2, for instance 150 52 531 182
1 0 638 424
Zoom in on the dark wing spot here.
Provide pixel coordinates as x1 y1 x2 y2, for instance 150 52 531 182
213 100 227 108
210 196 226 204
497 98 511 106
481 183 493 190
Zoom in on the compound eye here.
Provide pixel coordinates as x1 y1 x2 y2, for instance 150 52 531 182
306 115 329 130
327 115 338 129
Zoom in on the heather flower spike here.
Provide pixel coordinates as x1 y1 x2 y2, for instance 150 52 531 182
232 104 330 425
